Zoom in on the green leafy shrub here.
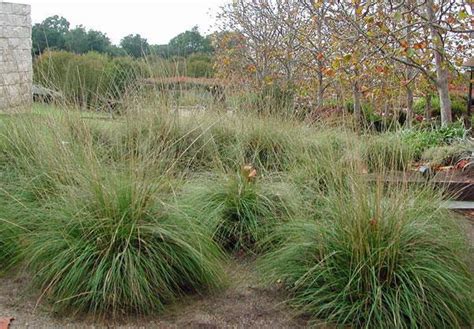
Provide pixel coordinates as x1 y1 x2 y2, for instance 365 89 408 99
414 95 468 118
181 168 299 252
24 170 225 315
345 100 400 130
401 123 466 159
260 178 473 328
34 51 146 108
344 100 373 114
186 54 214 78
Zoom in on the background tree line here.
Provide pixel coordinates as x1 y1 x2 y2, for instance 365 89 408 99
32 16 217 109
32 15 214 58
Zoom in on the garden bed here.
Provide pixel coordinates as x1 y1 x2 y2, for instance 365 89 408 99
1 107 472 328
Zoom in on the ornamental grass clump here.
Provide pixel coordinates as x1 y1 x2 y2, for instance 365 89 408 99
0 113 101 199
239 118 305 172
289 129 356 202
361 133 415 172
181 165 299 252
121 111 233 172
260 174 473 328
421 143 471 167
0 178 33 273
24 169 226 315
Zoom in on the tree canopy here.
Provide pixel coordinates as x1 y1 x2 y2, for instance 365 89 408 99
32 15 70 55
214 0 472 126
120 34 150 58
64 26 111 54
167 26 213 57
32 16 213 59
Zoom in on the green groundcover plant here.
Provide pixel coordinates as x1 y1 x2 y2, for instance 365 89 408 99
400 122 466 160
421 143 471 167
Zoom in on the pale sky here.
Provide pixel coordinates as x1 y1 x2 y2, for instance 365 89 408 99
7 0 228 45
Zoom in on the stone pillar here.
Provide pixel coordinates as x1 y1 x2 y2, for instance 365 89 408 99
0 2 32 110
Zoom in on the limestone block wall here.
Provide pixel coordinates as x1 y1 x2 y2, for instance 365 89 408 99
0 2 32 109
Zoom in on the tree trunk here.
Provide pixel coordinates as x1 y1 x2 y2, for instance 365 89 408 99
383 101 389 116
405 4 414 129
425 0 452 125
353 82 362 123
406 87 414 128
436 72 452 125
317 69 324 108
336 83 345 114
425 92 432 121
316 4 324 109
382 101 389 130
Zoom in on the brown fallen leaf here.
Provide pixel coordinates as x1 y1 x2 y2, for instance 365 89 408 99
248 169 257 179
455 159 469 170
0 317 14 329
241 164 257 182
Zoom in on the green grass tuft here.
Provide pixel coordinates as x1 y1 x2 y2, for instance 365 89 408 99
0 220 21 274
421 143 471 167
180 168 299 253
23 169 226 315
260 176 473 328
1 104 473 325
361 133 415 172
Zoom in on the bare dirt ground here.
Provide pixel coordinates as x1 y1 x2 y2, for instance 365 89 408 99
0 259 311 329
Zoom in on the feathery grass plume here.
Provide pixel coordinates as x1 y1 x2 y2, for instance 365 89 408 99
180 165 300 253
24 168 226 315
259 173 473 328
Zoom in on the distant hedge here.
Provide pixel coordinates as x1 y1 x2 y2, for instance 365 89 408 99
186 54 214 78
34 51 148 108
